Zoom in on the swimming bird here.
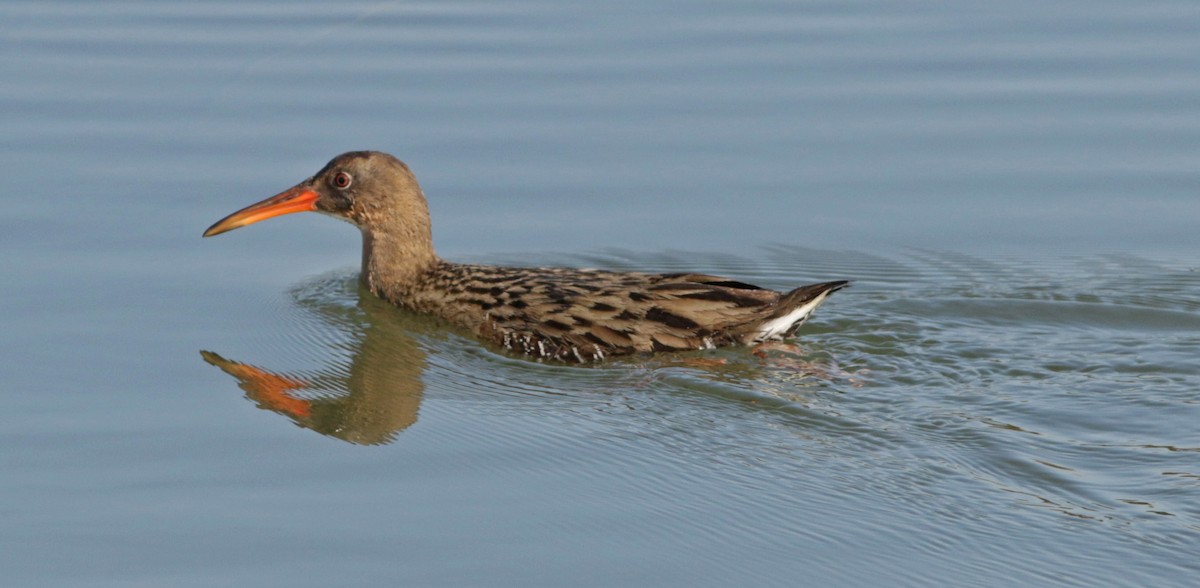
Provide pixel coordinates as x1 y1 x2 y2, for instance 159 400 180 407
203 151 847 362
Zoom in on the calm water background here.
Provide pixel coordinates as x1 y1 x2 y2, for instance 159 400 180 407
3 1 1199 586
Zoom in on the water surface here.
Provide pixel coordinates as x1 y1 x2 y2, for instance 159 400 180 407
2 1 1199 586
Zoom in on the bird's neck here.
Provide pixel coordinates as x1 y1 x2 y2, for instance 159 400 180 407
359 226 439 300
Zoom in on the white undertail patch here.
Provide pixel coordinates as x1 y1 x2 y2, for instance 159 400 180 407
753 290 831 342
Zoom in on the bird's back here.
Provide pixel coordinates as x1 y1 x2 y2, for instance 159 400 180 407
398 262 844 362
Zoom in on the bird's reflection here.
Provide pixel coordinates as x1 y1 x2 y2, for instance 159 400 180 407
202 274 862 445
202 276 435 445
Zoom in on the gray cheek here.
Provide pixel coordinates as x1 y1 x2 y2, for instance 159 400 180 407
316 192 354 213
315 210 360 227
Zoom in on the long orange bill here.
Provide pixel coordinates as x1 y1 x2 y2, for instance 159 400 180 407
202 186 320 237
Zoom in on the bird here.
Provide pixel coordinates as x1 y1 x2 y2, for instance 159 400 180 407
203 151 847 362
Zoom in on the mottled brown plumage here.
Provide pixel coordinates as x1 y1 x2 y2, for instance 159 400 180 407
204 151 847 362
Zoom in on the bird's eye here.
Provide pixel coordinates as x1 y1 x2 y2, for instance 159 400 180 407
332 172 352 189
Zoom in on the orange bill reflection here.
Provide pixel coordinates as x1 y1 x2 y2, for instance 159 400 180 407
201 276 428 445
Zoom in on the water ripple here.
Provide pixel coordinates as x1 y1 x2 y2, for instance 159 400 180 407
195 247 1200 581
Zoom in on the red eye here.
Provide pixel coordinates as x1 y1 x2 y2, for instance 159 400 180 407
332 172 352 189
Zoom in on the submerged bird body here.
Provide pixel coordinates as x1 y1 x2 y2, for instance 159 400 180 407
204 151 846 362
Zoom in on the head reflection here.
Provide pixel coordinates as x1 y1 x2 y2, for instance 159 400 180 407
202 275 430 445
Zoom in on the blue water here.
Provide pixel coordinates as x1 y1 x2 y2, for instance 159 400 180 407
2 1 1199 586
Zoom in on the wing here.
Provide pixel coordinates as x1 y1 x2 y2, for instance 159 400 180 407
458 268 784 360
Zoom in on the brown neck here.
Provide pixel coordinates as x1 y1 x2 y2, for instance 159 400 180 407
359 221 439 300
340 153 441 300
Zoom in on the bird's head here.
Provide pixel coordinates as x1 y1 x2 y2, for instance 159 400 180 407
203 151 429 239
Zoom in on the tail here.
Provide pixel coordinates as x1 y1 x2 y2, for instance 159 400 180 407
751 280 849 342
